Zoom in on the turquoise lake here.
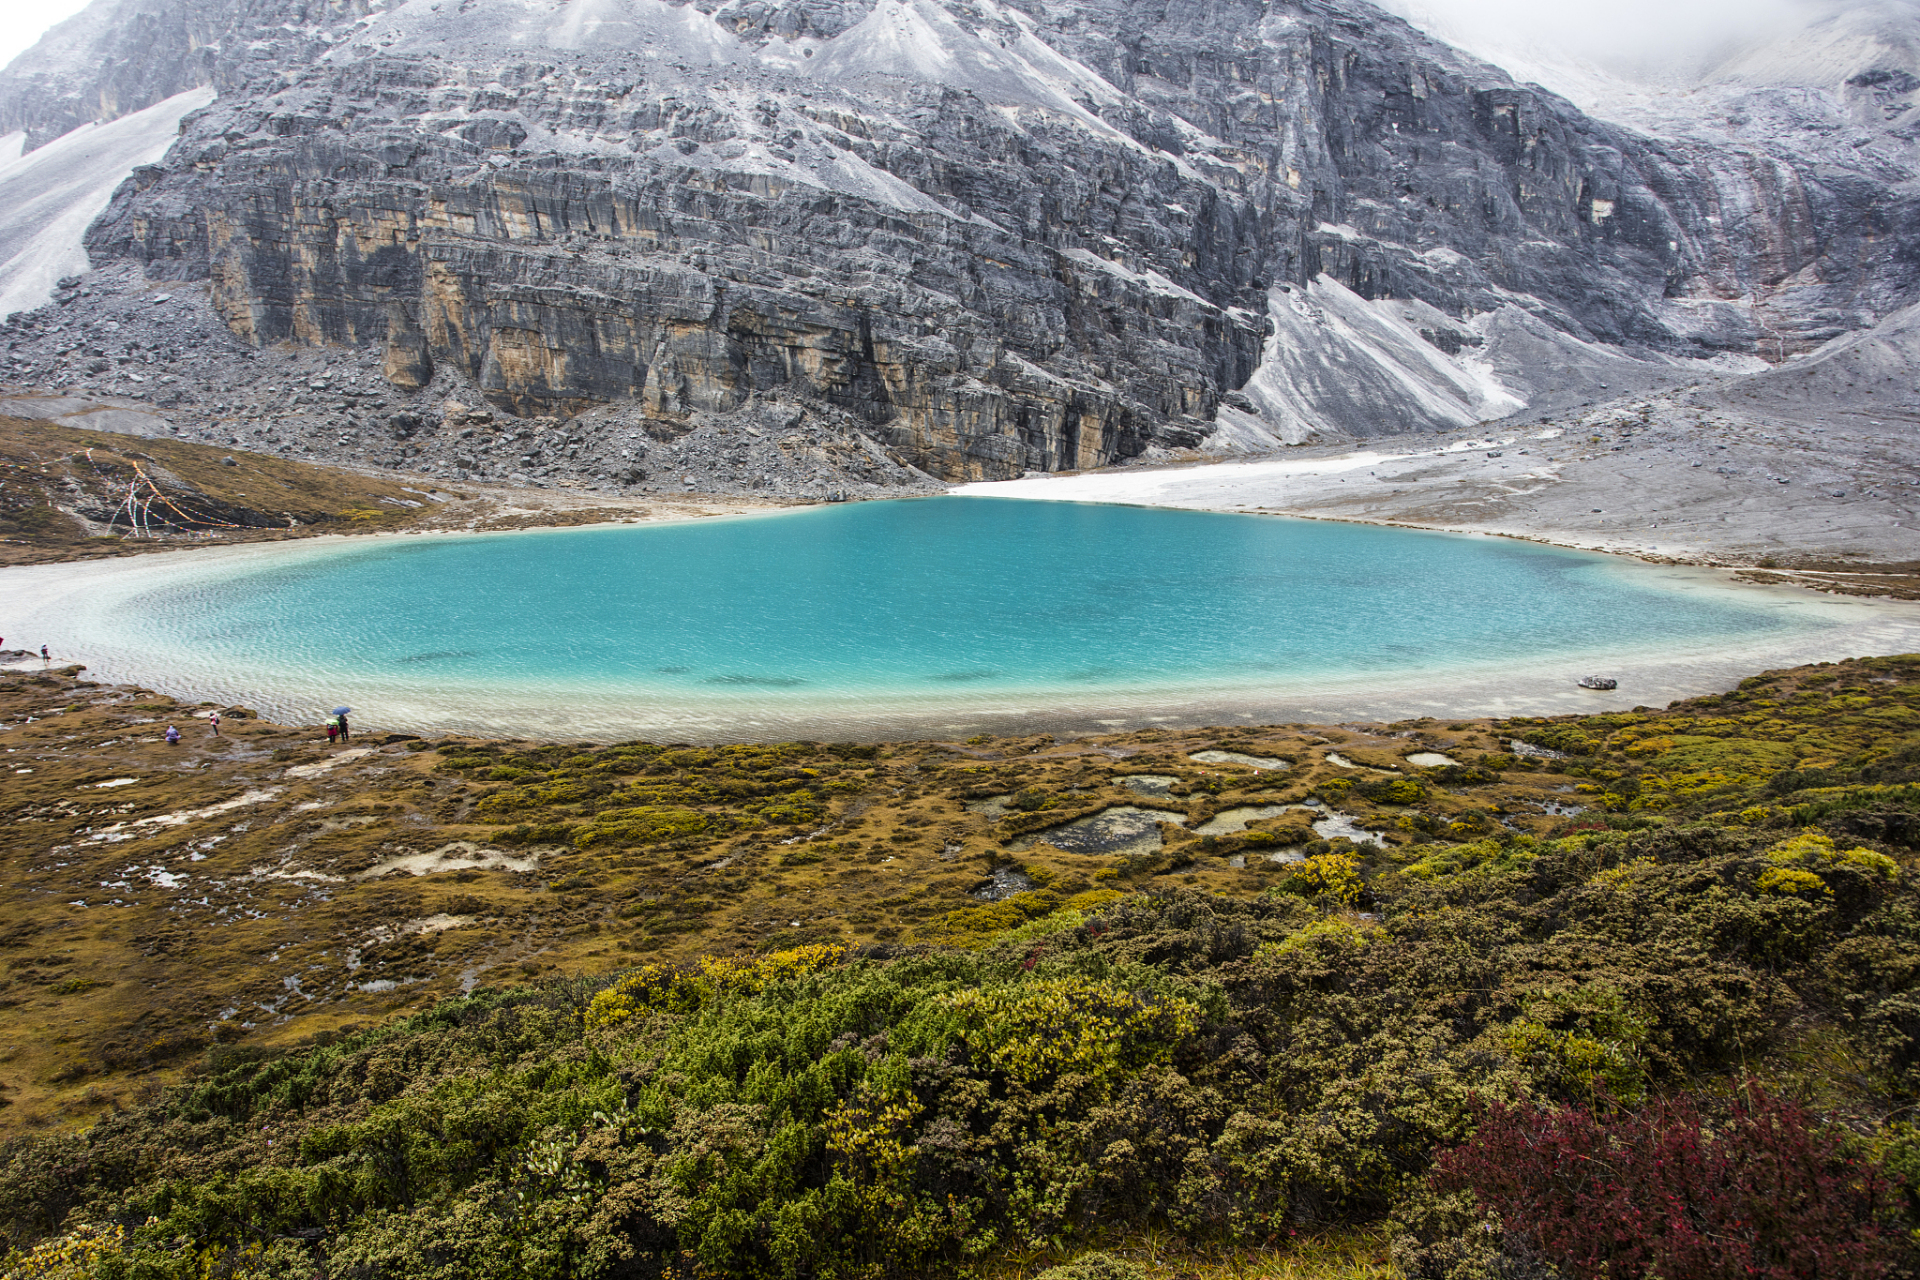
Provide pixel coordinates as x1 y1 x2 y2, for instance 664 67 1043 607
24 494 1869 739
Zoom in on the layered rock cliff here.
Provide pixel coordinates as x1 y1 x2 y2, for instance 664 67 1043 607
5 0 1920 479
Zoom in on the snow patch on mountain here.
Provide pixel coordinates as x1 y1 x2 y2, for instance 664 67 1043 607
1210 277 1777 450
1223 276 1522 445
0 86 214 322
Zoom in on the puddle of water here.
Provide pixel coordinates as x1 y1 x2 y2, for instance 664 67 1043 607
1405 752 1459 768
285 747 376 780
1325 752 1395 772
359 841 540 878
1116 774 1178 797
1538 800 1586 816
1194 803 1317 836
1190 750 1288 770
965 793 1014 818
249 864 345 884
92 777 139 789
971 867 1034 900
88 787 282 842
1011 805 1187 856
1311 811 1384 847
363 913 475 944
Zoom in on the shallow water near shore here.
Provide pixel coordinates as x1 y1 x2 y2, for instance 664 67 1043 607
5 495 1917 739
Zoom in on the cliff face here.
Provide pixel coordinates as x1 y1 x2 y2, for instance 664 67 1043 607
9 0 1920 478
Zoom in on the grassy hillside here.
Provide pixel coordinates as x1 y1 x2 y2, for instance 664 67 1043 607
0 417 684 565
1 655 1918 1277
0 416 446 562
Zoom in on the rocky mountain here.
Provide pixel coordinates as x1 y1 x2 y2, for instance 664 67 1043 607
2 0 1919 486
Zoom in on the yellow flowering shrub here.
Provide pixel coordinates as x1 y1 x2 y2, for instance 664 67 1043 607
1765 830 1899 878
1 1224 126 1280
583 962 684 1029
1758 867 1832 898
698 943 846 995
940 975 1198 1088
584 944 845 1030
1276 853 1363 903
1589 856 1658 889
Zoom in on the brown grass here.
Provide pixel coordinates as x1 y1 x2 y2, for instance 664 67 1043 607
0 416 796 566
969 1227 1400 1279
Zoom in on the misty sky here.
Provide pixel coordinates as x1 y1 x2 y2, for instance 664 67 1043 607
0 0 92 75
1375 0 1820 71
0 0 1877 115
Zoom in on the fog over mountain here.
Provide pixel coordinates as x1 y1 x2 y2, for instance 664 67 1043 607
0 0 1917 491
0 0 94 69
1379 0 1811 82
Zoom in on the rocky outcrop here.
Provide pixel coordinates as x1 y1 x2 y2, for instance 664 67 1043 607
8 0 1920 478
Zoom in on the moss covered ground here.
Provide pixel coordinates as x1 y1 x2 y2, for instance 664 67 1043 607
1 654 1918 1276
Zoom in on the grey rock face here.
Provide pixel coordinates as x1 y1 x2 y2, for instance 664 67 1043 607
0 262 945 497
6 0 1920 478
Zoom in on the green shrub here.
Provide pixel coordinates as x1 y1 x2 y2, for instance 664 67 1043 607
1356 776 1426 805
1521 726 1598 756
1033 1254 1151 1280
0 775 1914 1279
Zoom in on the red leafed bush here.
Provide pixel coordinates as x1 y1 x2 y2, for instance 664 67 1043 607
1432 1086 1901 1280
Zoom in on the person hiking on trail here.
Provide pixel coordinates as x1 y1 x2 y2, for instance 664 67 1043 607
337 713 350 743
208 710 220 736
39 645 48 663
326 722 339 745
165 725 181 745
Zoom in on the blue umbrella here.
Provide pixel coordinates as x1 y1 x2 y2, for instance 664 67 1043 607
332 706 352 716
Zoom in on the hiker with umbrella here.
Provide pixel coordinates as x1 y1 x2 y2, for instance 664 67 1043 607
332 706 352 743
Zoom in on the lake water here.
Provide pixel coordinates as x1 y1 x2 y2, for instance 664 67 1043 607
9 496 1914 739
